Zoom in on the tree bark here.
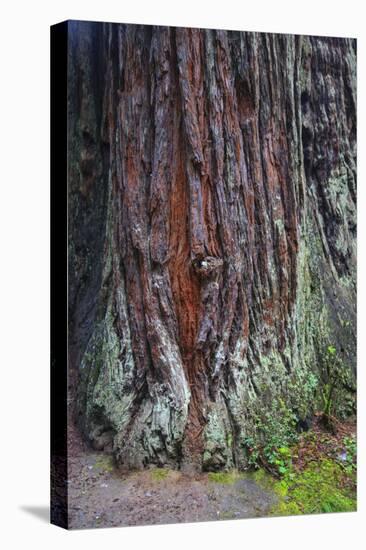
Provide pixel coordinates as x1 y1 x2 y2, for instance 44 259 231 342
68 22 356 470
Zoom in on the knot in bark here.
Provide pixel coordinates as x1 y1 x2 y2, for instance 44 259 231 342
192 256 224 280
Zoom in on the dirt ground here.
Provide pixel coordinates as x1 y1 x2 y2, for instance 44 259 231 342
67 422 277 529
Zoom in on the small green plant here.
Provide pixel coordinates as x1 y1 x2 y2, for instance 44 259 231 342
243 436 260 467
243 400 298 476
339 436 357 475
261 445 292 476
275 447 292 475
343 436 356 461
304 372 318 397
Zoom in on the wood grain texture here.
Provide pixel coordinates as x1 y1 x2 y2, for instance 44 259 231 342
68 22 356 470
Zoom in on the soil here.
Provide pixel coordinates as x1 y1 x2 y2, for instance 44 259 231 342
67 421 277 529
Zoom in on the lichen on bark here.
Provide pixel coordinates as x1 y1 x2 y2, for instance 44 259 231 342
68 22 356 470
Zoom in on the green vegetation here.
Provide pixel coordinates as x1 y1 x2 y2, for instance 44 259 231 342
150 467 170 481
210 428 356 516
340 435 357 475
208 470 243 484
271 459 355 515
243 398 298 476
251 431 357 516
94 455 114 473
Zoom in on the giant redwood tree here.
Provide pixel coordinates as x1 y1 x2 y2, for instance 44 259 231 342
67 21 356 471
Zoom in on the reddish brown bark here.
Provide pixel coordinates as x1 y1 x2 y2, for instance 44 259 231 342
68 22 356 470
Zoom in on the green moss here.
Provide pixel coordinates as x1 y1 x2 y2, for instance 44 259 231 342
275 500 302 515
254 459 356 516
252 468 268 485
251 469 286 497
94 455 114 473
150 467 169 481
208 470 243 484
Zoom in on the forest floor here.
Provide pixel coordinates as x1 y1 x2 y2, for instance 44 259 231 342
67 415 356 529
68 421 277 528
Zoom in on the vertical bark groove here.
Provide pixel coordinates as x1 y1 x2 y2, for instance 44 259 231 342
68 22 356 471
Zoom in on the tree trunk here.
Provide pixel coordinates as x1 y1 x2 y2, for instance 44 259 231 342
68 22 356 471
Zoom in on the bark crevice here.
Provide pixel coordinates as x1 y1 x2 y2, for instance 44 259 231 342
68 23 356 471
